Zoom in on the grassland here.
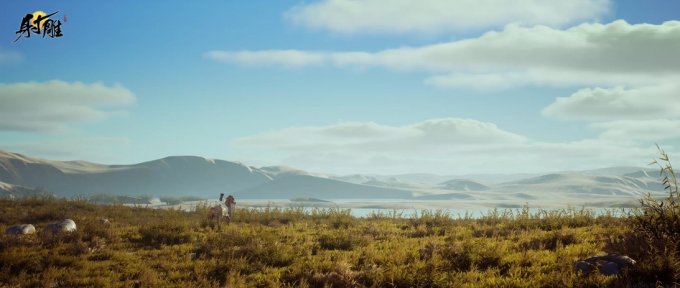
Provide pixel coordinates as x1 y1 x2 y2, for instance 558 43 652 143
0 196 678 288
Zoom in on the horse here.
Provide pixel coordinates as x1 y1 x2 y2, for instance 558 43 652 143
208 204 231 224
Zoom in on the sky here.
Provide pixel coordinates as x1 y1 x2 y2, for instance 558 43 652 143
1 0 680 175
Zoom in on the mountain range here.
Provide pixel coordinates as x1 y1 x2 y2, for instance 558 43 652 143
0 150 670 208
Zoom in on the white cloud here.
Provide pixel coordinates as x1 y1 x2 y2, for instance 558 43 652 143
209 21 680 88
285 0 610 34
424 70 664 91
235 118 526 152
593 119 680 142
205 50 328 67
0 80 136 132
210 20 680 123
542 84 680 122
0 48 23 64
233 118 667 174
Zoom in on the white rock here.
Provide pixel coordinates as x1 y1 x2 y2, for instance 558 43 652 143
43 219 77 234
5 224 36 235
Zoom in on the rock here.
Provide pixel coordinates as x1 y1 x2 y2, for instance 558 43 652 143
575 254 635 276
574 261 595 273
43 219 77 234
599 261 620 276
5 224 36 235
597 254 636 269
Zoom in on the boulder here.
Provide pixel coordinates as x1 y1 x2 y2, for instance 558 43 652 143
5 224 36 235
43 219 77 234
574 261 595 273
599 261 620 276
575 254 635 276
596 254 636 269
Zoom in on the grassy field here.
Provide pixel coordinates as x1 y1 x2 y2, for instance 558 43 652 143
0 196 678 288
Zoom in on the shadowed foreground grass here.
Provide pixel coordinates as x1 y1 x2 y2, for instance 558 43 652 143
0 197 676 287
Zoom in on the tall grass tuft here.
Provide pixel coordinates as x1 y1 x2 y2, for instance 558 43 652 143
637 145 680 283
609 144 680 285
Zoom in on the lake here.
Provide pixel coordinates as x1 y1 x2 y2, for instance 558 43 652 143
153 198 635 218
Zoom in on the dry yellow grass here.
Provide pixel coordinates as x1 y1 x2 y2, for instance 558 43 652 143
2 196 677 287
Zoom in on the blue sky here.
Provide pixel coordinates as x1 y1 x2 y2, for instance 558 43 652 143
1 0 680 175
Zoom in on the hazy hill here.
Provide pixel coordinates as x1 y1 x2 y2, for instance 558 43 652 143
259 166 311 177
438 179 489 191
572 166 655 176
0 151 415 199
0 151 271 198
0 181 15 197
498 172 665 198
0 150 670 206
234 174 414 199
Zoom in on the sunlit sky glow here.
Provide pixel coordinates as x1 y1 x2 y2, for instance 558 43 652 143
1 0 680 175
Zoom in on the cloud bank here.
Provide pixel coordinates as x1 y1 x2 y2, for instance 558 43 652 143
207 21 680 123
0 80 136 132
543 85 680 122
208 14 679 174
236 118 526 151
285 0 610 34
234 118 657 174
207 20 680 87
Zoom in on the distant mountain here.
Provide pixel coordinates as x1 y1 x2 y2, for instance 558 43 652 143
568 166 653 176
333 174 453 186
0 180 52 199
332 174 374 184
259 166 312 178
442 173 540 184
499 172 665 198
438 179 489 191
0 150 671 206
234 175 414 199
0 181 15 196
0 151 414 200
0 151 271 198
335 173 538 186
417 192 475 200
506 173 580 185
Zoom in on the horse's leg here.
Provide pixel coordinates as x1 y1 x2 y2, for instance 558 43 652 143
227 206 233 225
218 211 223 230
